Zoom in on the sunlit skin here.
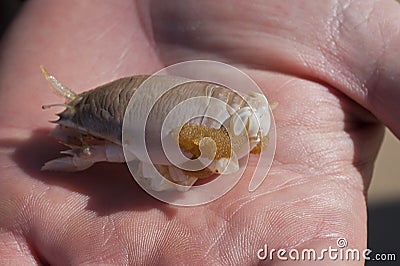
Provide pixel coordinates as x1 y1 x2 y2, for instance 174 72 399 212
0 1 399 265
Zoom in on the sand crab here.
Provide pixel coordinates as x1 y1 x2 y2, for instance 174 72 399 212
41 66 272 191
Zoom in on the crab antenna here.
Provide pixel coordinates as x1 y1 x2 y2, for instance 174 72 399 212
40 65 77 102
42 103 72 110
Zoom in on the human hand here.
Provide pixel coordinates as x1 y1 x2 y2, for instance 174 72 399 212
1 1 399 264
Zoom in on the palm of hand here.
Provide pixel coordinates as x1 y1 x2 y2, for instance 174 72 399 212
2 1 397 264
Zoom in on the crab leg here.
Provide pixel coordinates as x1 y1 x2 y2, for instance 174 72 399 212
140 163 198 192
41 142 128 172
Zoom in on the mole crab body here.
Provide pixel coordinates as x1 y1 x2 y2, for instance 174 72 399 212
41 66 272 191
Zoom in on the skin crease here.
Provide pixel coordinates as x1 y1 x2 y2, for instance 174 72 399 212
0 0 399 264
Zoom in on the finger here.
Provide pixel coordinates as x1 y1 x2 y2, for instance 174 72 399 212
0 231 41 265
0 0 161 129
145 0 400 137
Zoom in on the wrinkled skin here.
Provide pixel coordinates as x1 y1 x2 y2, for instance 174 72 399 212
0 0 399 265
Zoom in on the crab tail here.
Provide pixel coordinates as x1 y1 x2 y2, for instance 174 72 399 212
40 65 78 102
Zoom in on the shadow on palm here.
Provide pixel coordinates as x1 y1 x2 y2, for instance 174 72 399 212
3 128 177 217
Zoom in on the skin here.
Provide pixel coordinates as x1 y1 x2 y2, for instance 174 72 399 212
0 0 399 264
